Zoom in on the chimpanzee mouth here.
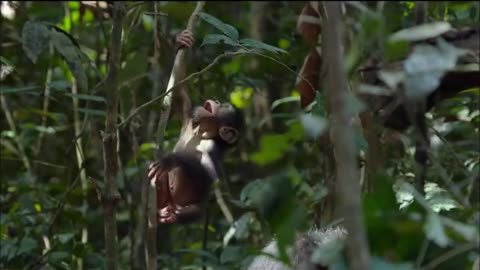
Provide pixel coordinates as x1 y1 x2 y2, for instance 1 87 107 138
204 101 213 113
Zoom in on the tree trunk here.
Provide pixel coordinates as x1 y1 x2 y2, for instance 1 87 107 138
322 2 371 270
102 2 125 270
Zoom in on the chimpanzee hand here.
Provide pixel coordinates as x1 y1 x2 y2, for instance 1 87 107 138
159 205 178 223
175 30 195 52
147 161 161 185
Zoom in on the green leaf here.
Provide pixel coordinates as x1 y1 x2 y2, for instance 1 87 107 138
424 182 460 212
232 213 253 240
424 212 450 247
175 249 218 263
299 113 327 139
385 40 409 62
393 179 414 209
306 91 327 117
199 12 239 40
0 56 14 67
378 70 405 90
120 50 149 89
50 29 88 91
68 1 80 9
48 251 70 264
56 233 75 244
17 237 38 255
220 246 243 264
404 39 466 101
249 134 291 165
371 256 414 270
389 22 451 42
0 239 14 260
0 86 40 95
22 21 51 63
201 34 238 47
229 86 252 109
271 96 300 111
35 126 57 134
239 38 288 54
0 224 7 240
441 217 479 241
77 108 106 117
311 236 345 266
48 81 71 91
278 39 291 50
64 93 106 103
345 95 366 115
354 132 368 152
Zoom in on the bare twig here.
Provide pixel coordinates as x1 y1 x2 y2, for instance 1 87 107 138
118 45 314 129
47 175 82 235
213 179 234 224
0 95 32 174
415 238 430 268
34 42 54 157
118 49 242 128
430 127 469 174
0 156 68 169
70 78 90 270
420 242 479 270
246 50 316 92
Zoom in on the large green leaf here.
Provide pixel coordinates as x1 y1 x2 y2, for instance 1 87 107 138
201 34 238 47
385 40 409 62
239 38 288 54
48 81 71 91
50 29 88 91
77 108 106 117
249 134 291 165
220 246 244 264
441 217 479 241
0 86 41 95
424 182 460 212
311 236 346 266
17 237 38 255
389 22 451 42
64 93 106 103
56 233 75 244
48 251 70 264
22 21 50 63
424 212 450 247
199 12 239 41
404 39 466 101
299 113 327 139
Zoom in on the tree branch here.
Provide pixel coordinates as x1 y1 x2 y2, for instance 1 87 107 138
118 49 242 129
145 2 205 270
322 2 371 269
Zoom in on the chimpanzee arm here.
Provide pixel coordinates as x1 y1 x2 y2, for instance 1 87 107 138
172 30 195 128
173 204 205 224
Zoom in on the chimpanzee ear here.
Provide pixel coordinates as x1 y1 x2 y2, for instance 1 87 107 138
219 126 239 144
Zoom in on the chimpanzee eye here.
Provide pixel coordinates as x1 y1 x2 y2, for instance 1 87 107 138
192 118 199 128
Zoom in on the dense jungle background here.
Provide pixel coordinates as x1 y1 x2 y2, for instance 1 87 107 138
1 1 479 270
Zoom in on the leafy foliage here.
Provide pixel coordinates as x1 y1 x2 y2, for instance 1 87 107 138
1 2 478 270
